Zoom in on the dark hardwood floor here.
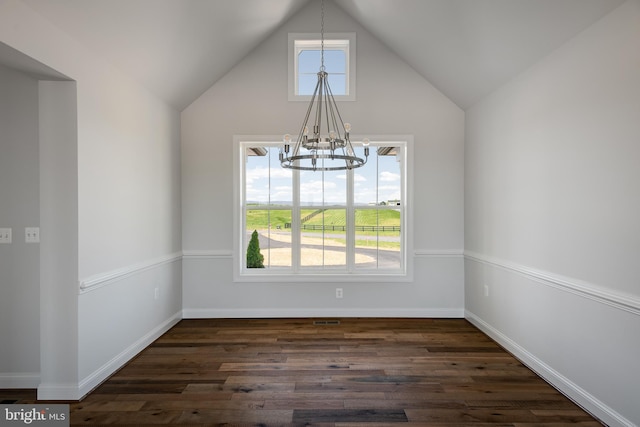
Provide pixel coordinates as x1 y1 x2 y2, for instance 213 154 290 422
1 318 602 426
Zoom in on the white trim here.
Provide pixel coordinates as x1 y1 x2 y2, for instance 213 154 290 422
233 274 414 283
76 310 182 400
415 249 464 257
37 383 83 401
0 372 40 389
183 308 464 319
465 310 634 427
78 252 182 294
37 311 182 401
464 251 640 316
182 250 233 259
183 249 458 260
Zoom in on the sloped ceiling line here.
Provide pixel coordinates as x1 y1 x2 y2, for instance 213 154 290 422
18 0 624 110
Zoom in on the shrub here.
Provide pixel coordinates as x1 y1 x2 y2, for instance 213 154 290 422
246 230 265 268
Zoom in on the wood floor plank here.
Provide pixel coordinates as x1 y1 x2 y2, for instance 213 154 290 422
0 318 603 425
293 408 409 423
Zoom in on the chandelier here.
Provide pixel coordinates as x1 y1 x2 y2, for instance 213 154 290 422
280 0 368 171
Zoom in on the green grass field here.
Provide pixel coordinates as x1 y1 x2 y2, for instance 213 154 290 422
246 208 401 250
245 209 292 230
246 208 400 231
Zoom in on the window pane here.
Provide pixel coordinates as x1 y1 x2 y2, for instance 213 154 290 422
354 146 376 205
268 149 293 205
245 209 292 268
298 49 345 74
245 147 292 206
298 50 321 74
298 49 347 96
245 210 269 268
323 50 346 72
298 74 318 96
378 150 401 206
300 208 346 268
327 73 346 96
354 208 401 270
300 169 346 206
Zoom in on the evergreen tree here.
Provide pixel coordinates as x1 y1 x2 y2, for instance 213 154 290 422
246 230 265 268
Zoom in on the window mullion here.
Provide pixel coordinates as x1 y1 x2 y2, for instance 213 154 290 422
346 167 355 272
376 151 380 269
292 168 301 272
242 147 247 271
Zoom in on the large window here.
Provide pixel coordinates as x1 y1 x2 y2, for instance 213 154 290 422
236 138 409 281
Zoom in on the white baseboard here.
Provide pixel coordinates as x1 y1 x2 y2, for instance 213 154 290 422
76 310 182 399
36 311 183 401
0 372 40 389
37 383 83 401
465 310 634 427
183 307 464 319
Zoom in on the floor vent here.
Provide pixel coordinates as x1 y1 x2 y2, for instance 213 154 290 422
313 320 341 325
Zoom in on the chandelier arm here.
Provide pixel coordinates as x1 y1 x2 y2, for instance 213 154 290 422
295 76 322 155
315 74 325 145
324 83 351 168
326 93 341 142
324 80 335 143
325 81 346 140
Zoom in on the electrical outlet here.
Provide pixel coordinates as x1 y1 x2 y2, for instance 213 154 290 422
154 288 160 300
484 284 489 297
0 228 12 244
336 288 343 299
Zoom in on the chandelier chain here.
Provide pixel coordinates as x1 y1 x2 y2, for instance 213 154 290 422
320 0 325 71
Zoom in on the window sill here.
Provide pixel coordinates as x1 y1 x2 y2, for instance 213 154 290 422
234 271 412 283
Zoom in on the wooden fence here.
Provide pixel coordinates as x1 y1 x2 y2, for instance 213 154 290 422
300 224 400 232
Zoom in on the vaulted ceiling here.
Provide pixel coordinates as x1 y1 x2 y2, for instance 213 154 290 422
18 0 624 111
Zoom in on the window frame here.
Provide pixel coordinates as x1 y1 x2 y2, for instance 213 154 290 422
233 135 414 283
288 32 356 102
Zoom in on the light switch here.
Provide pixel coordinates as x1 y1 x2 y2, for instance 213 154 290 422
25 227 40 243
0 228 12 244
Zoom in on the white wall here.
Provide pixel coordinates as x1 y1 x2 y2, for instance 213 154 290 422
38 80 79 397
0 0 182 399
0 65 40 387
464 1 640 426
181 0 465 317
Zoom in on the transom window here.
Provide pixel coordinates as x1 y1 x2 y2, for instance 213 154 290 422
235 138 409 281
288 33 356 101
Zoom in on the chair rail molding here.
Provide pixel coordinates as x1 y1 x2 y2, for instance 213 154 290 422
464 250 640 316
78 252 183 294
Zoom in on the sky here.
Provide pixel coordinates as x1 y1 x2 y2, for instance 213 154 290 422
298 49 346 95
245 146 402 206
